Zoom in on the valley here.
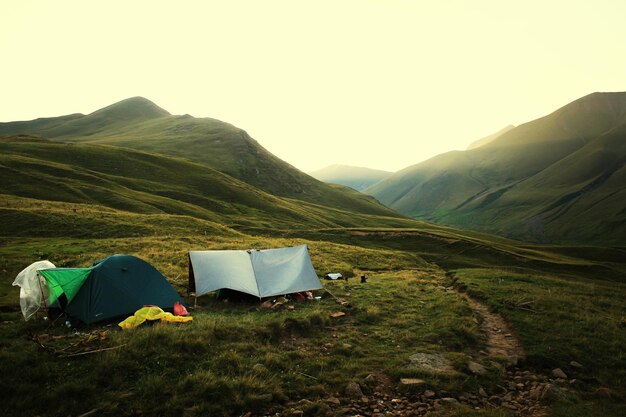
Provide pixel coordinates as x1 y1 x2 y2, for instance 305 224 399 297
0 97 624 417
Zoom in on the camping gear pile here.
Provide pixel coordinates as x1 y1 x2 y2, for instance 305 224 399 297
13 244 323 326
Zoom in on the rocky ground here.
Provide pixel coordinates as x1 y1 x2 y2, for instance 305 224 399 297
253 290 581 417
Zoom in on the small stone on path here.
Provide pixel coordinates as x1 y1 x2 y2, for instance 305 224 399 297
345 382 364 399
552 368 567 379
468 361 487 375
400 378 425 386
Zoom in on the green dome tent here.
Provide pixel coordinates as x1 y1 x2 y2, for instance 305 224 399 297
39 254 183 324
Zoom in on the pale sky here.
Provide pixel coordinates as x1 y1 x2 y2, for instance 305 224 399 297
1 0 625 172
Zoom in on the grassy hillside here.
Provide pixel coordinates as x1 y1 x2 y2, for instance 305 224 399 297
0 137 415 233
0 98 399 216
366 92 626 244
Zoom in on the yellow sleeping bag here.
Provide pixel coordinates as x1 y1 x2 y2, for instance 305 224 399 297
119 306 193 330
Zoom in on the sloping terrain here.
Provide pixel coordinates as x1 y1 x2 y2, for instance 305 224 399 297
366 92 626 243
309 164 392 191
1 96 624 417
466 124 515 150
0 137 415 234
0 98 395 216
0 137 624 417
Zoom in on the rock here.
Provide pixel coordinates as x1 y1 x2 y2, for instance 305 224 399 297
400 378 425 386
552 368 568 379
345 382 364 399
569 361 583 368
529 386 545 400
407 352 460 375
488 395 502 405
543 383 571 402
364 374 377 383
330 312 346 318
594 387 612 398
502 402 518 410
423 390 436 398
478 387 487 397
325 397 341 405
439 397 459 406
183 407 199 417
252 363 267 373
468 361 488 375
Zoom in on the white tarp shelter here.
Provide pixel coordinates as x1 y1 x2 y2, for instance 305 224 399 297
188 245 322 299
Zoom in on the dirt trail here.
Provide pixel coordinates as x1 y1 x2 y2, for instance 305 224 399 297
463 294 525 366
461 293 549 417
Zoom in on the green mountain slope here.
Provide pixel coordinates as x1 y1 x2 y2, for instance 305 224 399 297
308 164 392 191
366 92 626 243
0 98 397 217
0 137 414 234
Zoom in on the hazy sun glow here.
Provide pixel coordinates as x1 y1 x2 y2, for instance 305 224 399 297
1 0 625 172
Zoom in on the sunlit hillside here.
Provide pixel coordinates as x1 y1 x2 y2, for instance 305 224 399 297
366 92 626 244
0 98 396 216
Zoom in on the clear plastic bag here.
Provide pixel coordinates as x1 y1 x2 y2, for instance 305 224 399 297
12 260 56 320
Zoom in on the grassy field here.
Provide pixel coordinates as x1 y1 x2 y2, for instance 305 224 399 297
0 135 624 416
1 220 624 416
0 234 469 415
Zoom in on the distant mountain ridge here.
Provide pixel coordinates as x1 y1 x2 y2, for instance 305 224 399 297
467 125 515 150
365 92 626 244
309 164 392 191
0 97 401 219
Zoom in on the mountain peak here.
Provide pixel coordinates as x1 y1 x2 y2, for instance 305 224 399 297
88 96 170 121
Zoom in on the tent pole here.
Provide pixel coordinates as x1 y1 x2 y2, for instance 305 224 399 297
36 273 50 320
